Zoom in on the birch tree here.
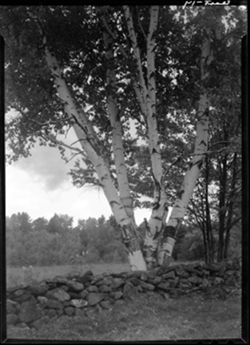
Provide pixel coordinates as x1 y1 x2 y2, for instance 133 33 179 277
1 5 245 270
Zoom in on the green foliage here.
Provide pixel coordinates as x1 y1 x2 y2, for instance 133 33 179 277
6 213 128 266
76 216 128 263
1 6 246 207
47 214 73 234
177 232 205 261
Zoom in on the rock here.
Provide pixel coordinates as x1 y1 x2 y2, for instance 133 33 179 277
64 306 75 316
111 291 123 300
214 277 224 285
62 300 71 307
158 266 175 276
87 285 99 293
56 308 64 316
15 322 30 329
225 269 235 276
175 268 189 278
45 299 63 310
7 314 19 325
128 277 141 286
80 270 93 284
13 289 26 298
100 300 112 309
137 285 143 292
205 263 221 273
217 265 227 277
37 296 48 306
203 269 210 276
99 285 112 293
158 282 170 291
162 271 175 279
53 276 69 284
179 279 192 289
112 278 124 289
68 291 81 299
185 266 200 275
102 277 113 285
31 316 50 330
19 299 42 324
66 280 84 292
71 299 88 308
123 282 138 300
188 276 202 285
7 299 19 314
29 282 48 296
47 288 71 302
87 293 104 306
201 278 210 288
45 309 57 318
225 276 236 286
232 257 240 269
139 272 148 281
80 290 89 299
15 293 33 303
168 278 179 288
75 309 85 317
140 281 155 291
60 285 69 292
152 276 162 284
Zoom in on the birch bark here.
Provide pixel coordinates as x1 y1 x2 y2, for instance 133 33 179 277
39 26 146 270
124 6 167 268
157 30 213 266
103 30 135 222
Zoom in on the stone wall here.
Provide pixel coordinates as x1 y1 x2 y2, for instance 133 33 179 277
7 259 241 329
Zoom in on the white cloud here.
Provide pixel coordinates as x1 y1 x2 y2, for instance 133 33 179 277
6 127 151 226
6 164 150 226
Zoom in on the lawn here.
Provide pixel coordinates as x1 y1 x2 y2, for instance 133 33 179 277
6 262 242 341
7 263 130 288
7 291 241 341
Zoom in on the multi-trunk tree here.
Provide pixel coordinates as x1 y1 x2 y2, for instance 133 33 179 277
1 5 245 270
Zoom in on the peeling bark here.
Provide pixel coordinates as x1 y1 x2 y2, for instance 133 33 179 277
158 31 213 266
39 27 146 270
124 6 166 268
103 29 135 222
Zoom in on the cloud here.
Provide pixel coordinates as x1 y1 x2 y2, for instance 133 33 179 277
12 128 80 191
13 145 70 191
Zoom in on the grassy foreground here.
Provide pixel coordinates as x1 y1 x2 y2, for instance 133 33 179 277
7 290 241 341
6 262 242 341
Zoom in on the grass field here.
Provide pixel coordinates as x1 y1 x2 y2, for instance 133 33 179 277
7 263 130 288
6 262 242 341
7 261 204 288
7 291 241 341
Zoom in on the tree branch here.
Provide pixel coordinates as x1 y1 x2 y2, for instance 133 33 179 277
123 6 148 105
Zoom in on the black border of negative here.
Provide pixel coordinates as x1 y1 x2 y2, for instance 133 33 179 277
0 1 249 343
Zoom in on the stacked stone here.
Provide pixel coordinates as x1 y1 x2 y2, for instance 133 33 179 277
7 259 241 329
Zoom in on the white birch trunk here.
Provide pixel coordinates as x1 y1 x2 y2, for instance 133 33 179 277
42 34 146 271
124 6 166 268
157 32 213 266
103 30 135 222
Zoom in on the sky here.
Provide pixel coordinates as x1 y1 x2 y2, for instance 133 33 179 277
5 130 151 226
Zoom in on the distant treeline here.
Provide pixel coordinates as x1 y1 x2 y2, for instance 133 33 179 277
6 212 241 267
6 213 128 266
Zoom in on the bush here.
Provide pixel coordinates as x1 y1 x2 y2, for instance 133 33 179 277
177 233 205 261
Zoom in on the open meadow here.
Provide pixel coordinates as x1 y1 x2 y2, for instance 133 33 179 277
7 263 130 289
